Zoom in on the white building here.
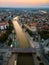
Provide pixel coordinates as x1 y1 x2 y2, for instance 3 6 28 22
0 22 9 30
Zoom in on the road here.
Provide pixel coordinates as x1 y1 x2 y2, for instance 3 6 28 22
10 16 30 65
12 16 29 48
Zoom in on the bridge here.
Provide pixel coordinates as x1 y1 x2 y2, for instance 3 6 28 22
0 48 36 54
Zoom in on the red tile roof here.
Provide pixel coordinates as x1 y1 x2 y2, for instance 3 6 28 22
0 22 9 26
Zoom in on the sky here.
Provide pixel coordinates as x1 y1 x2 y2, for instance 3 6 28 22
0 0 49 8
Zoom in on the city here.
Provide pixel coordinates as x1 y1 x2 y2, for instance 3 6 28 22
0 0 49 65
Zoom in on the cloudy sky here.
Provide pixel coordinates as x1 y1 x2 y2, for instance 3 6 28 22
0 0 49 7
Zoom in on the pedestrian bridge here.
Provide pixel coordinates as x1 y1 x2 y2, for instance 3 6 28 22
0 48 36 54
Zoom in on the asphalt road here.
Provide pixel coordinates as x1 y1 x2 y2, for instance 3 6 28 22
12 16 29 48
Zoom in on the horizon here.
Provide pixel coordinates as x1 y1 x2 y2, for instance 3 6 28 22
0 6 49 8
0 0 49 8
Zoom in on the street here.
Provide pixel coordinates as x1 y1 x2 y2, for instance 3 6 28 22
12 17 29 48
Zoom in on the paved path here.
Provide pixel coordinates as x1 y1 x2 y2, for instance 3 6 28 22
8 55 15 65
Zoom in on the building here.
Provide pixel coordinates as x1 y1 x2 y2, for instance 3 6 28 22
27 22 37 32
0 22 9 30
37 21 49 32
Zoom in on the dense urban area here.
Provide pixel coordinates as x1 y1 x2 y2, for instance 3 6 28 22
0 8 49 65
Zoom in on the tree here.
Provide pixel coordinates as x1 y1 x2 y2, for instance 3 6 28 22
8 38 12 46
